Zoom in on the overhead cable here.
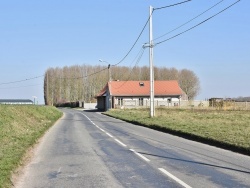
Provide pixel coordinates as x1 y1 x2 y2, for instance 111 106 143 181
154 0 225 41
0 75 44 85
0 83 42 90
154 0 192 11
82 67 109 79
121 47 145 70
49 67 109 80
113 0 193 66
113 11 152 66
155 0 241 46
112 47 145 89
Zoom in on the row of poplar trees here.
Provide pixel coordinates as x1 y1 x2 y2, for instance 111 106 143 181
44 64 200 106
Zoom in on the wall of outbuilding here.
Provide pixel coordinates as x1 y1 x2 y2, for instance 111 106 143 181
112 96 181 109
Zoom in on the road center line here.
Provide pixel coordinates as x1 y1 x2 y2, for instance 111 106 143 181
99 128 105 132
158 168 192 188
129 149 150 162
114 139 127 147
106 132 114 138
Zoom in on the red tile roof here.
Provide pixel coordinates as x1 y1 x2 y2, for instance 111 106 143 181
97 80 182 97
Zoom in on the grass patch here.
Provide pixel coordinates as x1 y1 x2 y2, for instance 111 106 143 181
0 105 62 188
104 108 250 155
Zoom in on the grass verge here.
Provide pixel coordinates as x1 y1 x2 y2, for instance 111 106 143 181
0 105 62 188
104 108 250 155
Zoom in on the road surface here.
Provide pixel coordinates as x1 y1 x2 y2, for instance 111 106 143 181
16 108 250 188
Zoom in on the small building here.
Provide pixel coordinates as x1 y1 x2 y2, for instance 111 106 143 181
0 99 33 105
96 80 187 111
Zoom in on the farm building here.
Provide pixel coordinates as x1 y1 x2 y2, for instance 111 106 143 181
0 99 33 105
96 80 187 111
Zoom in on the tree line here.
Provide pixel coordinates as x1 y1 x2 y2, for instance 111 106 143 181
44 64 200 105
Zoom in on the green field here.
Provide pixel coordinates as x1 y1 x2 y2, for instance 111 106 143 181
105 108 250 155
0 105 62 188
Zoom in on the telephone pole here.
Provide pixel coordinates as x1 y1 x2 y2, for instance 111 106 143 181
149 6 155 117
99 59 112 82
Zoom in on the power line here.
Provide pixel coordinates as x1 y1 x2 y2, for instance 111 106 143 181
112 0 193 67
154 0 225 41
112 10 152 66
120 47 145 80
125 48 145 79
0 75 44 86
115 47 145 70
112 47 146 89
49 67 109 80
82 67 109 79
51 48 145 81
0 83 42 90
153 0 192 11
155 0 241 46
132 48 145 66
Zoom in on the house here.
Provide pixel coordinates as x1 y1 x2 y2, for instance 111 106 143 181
0 99 33 105
96 80 187 111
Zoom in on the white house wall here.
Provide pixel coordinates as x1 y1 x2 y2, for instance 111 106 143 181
113 97 181 109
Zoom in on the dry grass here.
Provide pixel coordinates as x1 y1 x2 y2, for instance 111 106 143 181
105 108 250 153
0 105 62 188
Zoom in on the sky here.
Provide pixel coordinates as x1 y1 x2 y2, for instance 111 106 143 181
0 0 249 104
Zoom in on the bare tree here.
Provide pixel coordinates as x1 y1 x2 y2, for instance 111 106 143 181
178 69 200 100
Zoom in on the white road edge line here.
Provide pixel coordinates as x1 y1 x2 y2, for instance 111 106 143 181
99 128 105 132
130 149 150 162
106 132 114 138
158 168 192 188
82 114 91 121
57 167 62 173
115 139 127 147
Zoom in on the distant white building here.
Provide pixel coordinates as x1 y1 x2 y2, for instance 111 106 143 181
0 99 33 105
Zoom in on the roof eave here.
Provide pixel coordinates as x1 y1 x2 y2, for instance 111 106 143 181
110 94 182 97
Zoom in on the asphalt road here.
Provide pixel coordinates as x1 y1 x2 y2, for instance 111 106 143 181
16 108 250 188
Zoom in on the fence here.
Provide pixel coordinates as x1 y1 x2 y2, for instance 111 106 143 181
116 100 250 110
115 99 180 109
116 100 203 109
180 100 209 108
211 101 250 110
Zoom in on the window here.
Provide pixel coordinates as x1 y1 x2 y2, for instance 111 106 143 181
167 98 172 103
139 98 143 106
118 98 123 106
139 82 144 87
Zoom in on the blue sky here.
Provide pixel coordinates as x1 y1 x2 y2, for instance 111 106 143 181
0 0 249 104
